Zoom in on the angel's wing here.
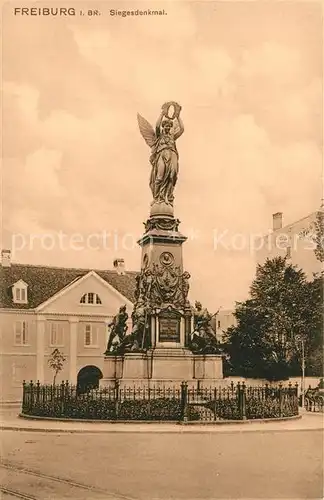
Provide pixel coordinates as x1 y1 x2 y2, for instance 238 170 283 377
137 113 157 147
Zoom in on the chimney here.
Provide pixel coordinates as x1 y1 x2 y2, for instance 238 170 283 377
1 249 11 267
113 258 125 275
272 212 283 231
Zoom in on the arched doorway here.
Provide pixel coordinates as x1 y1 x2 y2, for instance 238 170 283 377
77 365 103 394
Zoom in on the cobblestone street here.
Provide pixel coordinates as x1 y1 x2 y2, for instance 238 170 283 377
1 424 323 499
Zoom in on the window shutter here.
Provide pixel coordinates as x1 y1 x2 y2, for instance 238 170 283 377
58 323 64 345
22 321 28 344
49 322 65 346
50 323 56 345
85 324 91 346
92 326 99 346
14 322 22 344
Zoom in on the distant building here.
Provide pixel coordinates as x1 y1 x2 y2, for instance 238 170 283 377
213 309 237 343
255 209 323 278
211 208 323 344
0 251 137 402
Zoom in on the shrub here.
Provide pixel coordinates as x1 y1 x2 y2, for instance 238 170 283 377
205 399 241 420
118 398 181 420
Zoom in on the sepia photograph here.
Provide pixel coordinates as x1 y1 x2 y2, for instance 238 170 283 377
1 1 323 499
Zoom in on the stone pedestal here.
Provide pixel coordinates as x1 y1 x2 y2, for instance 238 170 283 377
100 356 123 388
123 353 149 379
150 348 193 381
193 355 223 380
100 351 224 389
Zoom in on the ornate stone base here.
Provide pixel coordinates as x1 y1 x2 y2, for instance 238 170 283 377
193 354 223 379
149 348 193 380
101 351 223 387
123 352 149 379
100 355 123 379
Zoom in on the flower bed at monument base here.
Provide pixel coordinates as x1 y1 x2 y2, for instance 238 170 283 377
25 398 183 421
21 381 299 422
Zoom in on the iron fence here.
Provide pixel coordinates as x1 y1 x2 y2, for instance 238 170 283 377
186 381 298 421
22 380 299 422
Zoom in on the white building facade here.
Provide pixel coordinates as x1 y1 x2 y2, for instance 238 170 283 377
255 210 323 278
0 253 137 402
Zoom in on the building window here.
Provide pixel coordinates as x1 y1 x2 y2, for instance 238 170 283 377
80 293 102 305
286 246 291 259
84 324 99 347
217 320 221 329
14 321 28 345
49 322 64 346
12 281 28 304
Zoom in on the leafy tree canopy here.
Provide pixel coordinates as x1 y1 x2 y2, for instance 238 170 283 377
314 209 324 262
224 257 323 381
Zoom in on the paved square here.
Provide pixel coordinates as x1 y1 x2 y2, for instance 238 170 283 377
1 428 323 499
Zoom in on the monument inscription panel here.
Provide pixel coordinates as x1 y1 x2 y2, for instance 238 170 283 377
158 311 180 342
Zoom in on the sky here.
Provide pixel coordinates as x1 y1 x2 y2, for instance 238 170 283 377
1 0 323 310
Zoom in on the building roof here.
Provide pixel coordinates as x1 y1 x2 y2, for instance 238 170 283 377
0 263 138 309
257 210 320 241
271 211 319 235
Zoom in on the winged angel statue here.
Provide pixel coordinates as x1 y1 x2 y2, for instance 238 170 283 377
137 102 184 206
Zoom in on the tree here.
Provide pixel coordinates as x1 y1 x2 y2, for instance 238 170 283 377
224 257 321 381
48 348 66 385
314 209 324 262
305 273 323 376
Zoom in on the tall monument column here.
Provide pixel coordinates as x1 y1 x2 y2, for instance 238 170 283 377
135 101 192 351
102 101 223 387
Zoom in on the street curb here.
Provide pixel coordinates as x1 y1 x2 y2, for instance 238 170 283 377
18 413 302 425
0 413 322 434
179 415 303 425
0 423 323 434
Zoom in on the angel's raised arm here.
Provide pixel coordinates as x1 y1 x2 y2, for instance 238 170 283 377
174 116 184 140
155 111 164 138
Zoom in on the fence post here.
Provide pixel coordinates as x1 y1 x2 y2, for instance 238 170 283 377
22 380 26 410
295 382 299 413
180 381 188 423
278 383 283 417
265 383 269 399
30 380 34 412
60 381 65 415
36 380 40 404
295 382 299 397
147 384 151 417
238 382 246 420
214 387 218 420
115 380 120 419
242 382 247 420
237 382 241 418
